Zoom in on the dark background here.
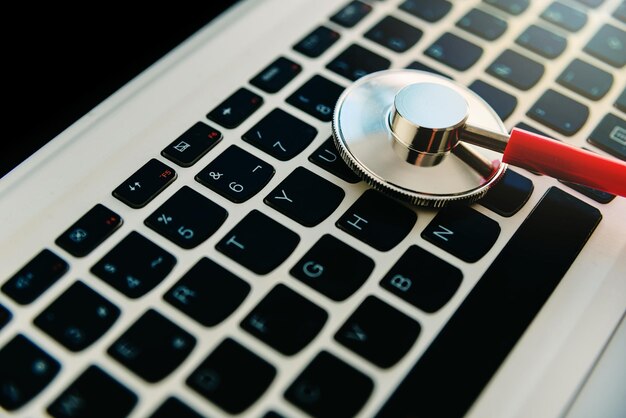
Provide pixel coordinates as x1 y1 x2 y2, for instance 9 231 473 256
3 3 237 178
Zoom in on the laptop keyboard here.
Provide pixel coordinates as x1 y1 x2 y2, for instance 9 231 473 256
1 0 624 416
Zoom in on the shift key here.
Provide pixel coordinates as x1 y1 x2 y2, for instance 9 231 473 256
587 113 626 160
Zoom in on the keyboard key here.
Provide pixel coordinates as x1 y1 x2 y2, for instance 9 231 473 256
285 351 373 418
0 303 10 331
241 284 328 355
55 204 122 257
207 87 263 129
480 169 534 216
196 145 275 203
516 25 567 59
150 397 204 418
457 8 508 41
161 122 221 168
293 26 340 58
263 412 286 418
265 167 345 227
108 309 195 383
486 49 545 91
376 188 601 418
290 234 374 301
483 0 529 15
164 257 250 327
330 0 372 28
425 32 483 71
286 75 344 122
145 186 228 249
250 56 302 94
469 80 517 121
584 24 626 68
2 249 68 305
47 366 137 418
587 113 626 160
113 159 177 209
406 60 452 78
91 231 176 298
616 88 626 112
541 2 587 32
560 179 615 204
187 338 276 414
335 296 420 368
327 44 391 81
308 137 361 183
421 205 500 262
615 1 626 23
364 15 423 53
574 0 604 7
528 89 589 136
399 0 452 22
380 245 463 312
243 108 318 160
557 59 613 100
336 189 417 251
0 334 60 411
34 281 120 352
216 210 300 274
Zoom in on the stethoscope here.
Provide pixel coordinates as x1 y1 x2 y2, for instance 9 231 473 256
332 70 626 207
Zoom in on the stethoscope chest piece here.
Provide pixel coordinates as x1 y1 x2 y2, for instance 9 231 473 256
332 70 508 207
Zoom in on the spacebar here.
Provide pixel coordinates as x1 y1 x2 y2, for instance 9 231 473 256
377 187 602 418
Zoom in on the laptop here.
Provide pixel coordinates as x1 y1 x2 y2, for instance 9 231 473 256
1 0 625 417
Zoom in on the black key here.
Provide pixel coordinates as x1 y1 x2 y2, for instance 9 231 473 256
285 351 373 418
327 44 391 81
380 245 463 313
557 59 613 100
216 210 300 275
207 87 263 129
422 205 500 262
0 303 10 331
145 186 228 249
241 284 327 355
286 75 344 122
187 338 276 414
47 366 137 418
616 88 626 112
293 26 340 58
113 159 176 208
587 113 626 160
91 231 176 298
330 0 372 28
516 25 567 59
196 145 275 203
399 0 452 22
243 108 318 160
457 8 507 41
376 188 602 418
108 309 195 383
335 296 420 368
615 1 626 23
515 122 553 138
290 234 374 301
425 32 483 71
164 257 250 327
486 49 545 91
250 56 302 94
560 178 615 204
574 0 604 7
55 204 122 257
150 397 204 418
483 0 529 15
541 1 587 32
0 334 60 411
264 167 345 227
469 80 517 121
34 281 120 352
584 24 626 68
161 122 222 168
406 60 451 78
308 137 361 183
2 249 68 305
480 170 534 216
336 189 417 252
364 16 423 53
528 89 589 136
263 412 286 418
